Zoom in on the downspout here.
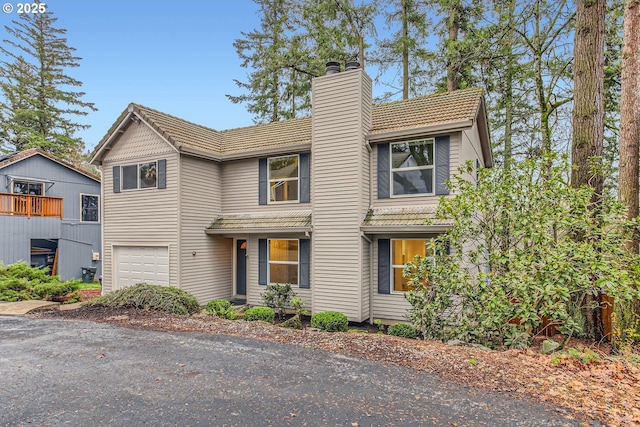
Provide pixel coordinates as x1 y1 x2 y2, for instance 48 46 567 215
366 139 374 324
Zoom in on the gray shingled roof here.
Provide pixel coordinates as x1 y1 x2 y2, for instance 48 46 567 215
0 148 100 182
91 87 484 161
207 211 312 232
362 207 452 228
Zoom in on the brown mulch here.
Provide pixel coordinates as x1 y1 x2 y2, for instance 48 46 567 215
32 303 640 427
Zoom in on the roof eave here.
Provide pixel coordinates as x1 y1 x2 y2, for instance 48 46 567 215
89 111 133 165
360 225 452 234
221 143 312 161
366 120 474 143
205 226 312 235
178 145 222 162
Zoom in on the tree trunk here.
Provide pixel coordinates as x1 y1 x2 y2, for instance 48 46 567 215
571 0 606 341
446 2 459 92
402 0 409 100
618 0 640 253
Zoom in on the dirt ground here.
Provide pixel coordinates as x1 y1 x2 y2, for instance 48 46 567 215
33 302 640 427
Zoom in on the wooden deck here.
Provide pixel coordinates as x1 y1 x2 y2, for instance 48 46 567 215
0 193 63 219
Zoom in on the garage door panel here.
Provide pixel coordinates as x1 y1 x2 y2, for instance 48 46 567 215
114 246 169 290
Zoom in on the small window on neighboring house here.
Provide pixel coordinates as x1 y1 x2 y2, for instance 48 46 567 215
12 180 43 195
268 155 298 202
391 239 435 292
268 239 299 286
81 194 99 222
121 161 157 190
391 139 434 196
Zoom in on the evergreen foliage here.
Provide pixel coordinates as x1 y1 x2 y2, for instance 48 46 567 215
0 1 96 159
0 261 81 301
88 284 201 315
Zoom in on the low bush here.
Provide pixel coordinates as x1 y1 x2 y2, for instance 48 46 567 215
0 262 81 302
261 284 296 320
205 299 237 319
88 283 201 315
311 311 348 332
244 306 275 323
388 323 418 339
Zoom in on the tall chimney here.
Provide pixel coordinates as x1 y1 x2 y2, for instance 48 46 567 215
345 61 360 71
325 61 340 75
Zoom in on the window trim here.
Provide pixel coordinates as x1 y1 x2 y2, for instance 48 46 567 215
267 238 300 287
389 138 435 198
390 238 435 294
120 161 158 191
11 179 45 196
267 154 300 204
80 193 100 223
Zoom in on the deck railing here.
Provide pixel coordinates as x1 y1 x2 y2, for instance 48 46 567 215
0 192 63 219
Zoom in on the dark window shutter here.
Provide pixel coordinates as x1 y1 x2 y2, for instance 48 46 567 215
112 166 121 193
435 136 450 195
378 239 391 294
258 239 268 285
299 239 310 288
157 159 166 189
377 143 390 198
299 153 310 203
258 158 267 205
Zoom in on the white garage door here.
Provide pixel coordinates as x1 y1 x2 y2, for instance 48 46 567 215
114 246 169 290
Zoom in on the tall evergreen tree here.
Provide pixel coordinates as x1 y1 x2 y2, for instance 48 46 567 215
371 0 431 101
618 0 640 252
0 3 96 159
570 0 606 340
227 0 305 123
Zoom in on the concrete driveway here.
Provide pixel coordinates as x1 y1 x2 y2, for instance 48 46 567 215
0 316 600 427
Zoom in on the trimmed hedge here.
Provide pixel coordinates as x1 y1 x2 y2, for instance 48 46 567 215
244 306 275 323
388 323 418 339
310 311 348 332
88 283 201 315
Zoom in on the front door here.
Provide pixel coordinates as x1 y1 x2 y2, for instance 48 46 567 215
236 240 247 295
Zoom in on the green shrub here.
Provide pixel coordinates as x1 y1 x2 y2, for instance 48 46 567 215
0 262 81 302
88 283 201 315
311 311 348 332
388 323 418 339
205 299 237 320
244 306 275 323
261 284 296 320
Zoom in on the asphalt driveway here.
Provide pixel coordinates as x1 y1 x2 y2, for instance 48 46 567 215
0 316 600 427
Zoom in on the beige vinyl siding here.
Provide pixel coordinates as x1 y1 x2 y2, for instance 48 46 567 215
101 124 178 293
371 237 413 321
244 236 312 307
460 121 486 168
371 132 461 208
179 155 232 303
311 70 371 322
222 158 307 213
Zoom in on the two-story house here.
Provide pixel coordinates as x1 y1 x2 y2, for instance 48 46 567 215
90 64 491 322
0 148 102 281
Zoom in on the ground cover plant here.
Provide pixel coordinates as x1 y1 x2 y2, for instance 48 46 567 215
87 283 200 315
0 261 81 302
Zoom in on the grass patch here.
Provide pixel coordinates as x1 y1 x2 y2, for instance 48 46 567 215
77 282 101 290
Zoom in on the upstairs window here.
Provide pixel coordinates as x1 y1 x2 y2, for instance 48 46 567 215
122 161 157 190
81 194 99 222
12 180 43 195
268 155 299 203
391 139 434 196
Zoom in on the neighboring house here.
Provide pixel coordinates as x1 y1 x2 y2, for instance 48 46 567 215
0 148 102 281
90 65 492 322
